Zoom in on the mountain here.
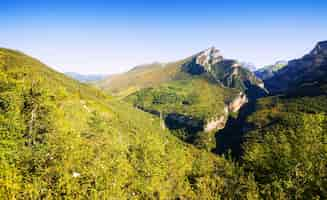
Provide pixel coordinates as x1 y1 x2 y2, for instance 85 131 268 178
65 72 106 82
240 62 257 71
115 47 267 148
1 45 326 199
213 42 327 198
255 60 288 80
264 41 327 93
181 47 265 93
0 48 259 199
98 47 266 98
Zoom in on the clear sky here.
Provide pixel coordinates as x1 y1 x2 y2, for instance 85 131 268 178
1 0 327 74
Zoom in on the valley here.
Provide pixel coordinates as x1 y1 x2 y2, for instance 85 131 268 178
0 41 326 199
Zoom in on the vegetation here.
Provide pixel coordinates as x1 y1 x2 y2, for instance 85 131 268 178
242 81 327 199
97 48 266 99
0 49 260 199
97 59 191 98
126 79 238 121
1 48 326 199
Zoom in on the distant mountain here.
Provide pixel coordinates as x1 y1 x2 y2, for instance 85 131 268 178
65 72 106 82
98 47 266 98
240 62 257 71
255 60 288 80
265 41 327 93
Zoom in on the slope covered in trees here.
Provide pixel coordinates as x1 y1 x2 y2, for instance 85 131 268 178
108 47 266 149
242 80 327 199
1 46 326 199
0 48 261 199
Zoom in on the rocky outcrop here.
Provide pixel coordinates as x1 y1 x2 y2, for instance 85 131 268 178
204 115 227 132
182 47 267 95
310 41 327 56
203 92 248 132
165 113 227 133
227 92 248 113
136 91 248 133
164 92 248 133
195 47 223 70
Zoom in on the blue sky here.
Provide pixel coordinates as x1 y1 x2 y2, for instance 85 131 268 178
1 0 327 74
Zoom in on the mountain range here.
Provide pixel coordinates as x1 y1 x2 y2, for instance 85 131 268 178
98 47 266 97
0 41 326 199
65 72 107 82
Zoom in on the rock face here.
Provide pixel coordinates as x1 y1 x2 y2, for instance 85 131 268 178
165 113 227 133
182 47 266 95
227 92 248 113
195 47 223 70
265 41 327 93
310 41 327 56
163 92 247 133
204 115 226 132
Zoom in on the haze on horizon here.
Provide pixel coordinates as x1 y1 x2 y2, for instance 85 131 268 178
1 0 327 74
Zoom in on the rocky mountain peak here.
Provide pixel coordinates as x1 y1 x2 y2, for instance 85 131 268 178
310 40 327 56
195 46 223 67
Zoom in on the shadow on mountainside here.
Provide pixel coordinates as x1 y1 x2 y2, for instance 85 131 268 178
213 100 257 159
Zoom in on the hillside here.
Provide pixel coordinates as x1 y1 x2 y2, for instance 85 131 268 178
210 41 327 198
118 47 266 147
126 78 243 145
241 80 327 199
97 60 190 97
1 45 326 199
0 48 260 199
265 41 327 93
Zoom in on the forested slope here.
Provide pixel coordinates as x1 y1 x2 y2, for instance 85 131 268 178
0 48 259 199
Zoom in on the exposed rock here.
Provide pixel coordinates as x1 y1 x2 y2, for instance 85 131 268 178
310 41 327 56
258 82 265 89
195 47 223 69
72 172 81 178
228 92 248 112
204 115 226 132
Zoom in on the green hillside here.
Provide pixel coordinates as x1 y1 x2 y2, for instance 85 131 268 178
0 48 260 199
1 47 326 199
125 78 240 147
126 78 239 122
241 81 327 199
97 59 191 98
